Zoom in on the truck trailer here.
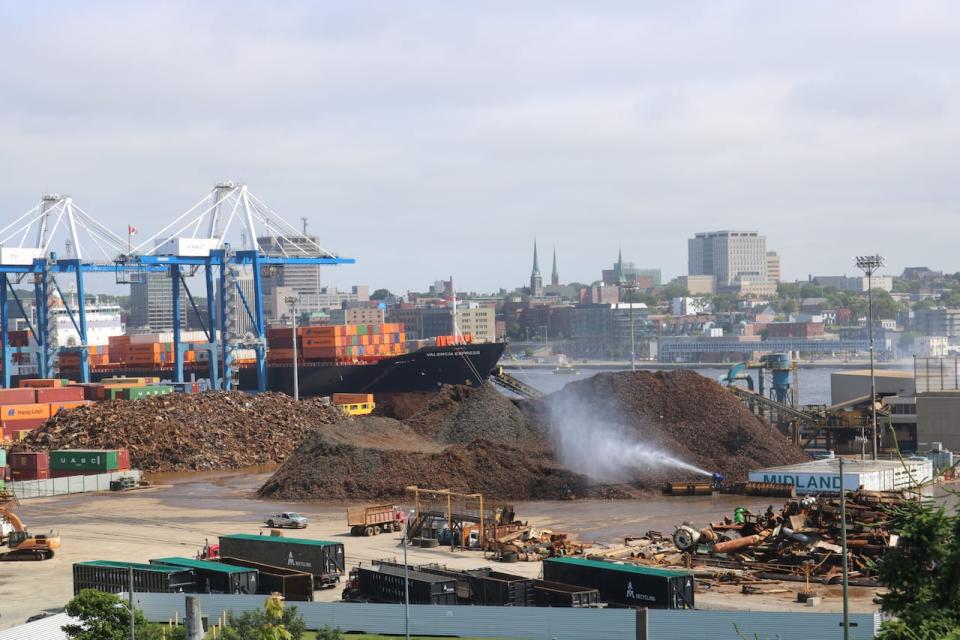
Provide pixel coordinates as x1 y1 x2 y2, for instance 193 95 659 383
150 557 258 594
218 534 344 586
542 557 694 609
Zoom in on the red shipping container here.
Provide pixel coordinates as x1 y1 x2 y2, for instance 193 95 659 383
1 418 46 432
11 467 50 481
35 387 85 403
51 469 100 478
117 449 131 470
0 388 36 404
9 451 50 470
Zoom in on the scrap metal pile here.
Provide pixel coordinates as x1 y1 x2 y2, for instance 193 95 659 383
491 526 590 562
595 489 913 587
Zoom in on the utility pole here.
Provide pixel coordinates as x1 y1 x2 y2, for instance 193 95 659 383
839 456 850 640
129 566 135 640
285 296 300 401
402 509 413 640
855 255 884 460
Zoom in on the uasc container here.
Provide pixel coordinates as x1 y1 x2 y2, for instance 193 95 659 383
542 557 694 609
218 534 344 585
50 449 120 472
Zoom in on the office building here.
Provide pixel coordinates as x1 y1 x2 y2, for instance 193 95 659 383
688 230 768 288
601 250 662 289
258 234 323 298
913 308 960 338
128 271 187 331
766 251 781 283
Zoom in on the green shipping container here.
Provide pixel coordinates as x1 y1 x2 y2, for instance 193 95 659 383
51 449 119 472
105 387 127 400
122 386 173 400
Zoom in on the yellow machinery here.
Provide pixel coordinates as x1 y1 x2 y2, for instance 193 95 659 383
336 401 375 416
0 503 60 560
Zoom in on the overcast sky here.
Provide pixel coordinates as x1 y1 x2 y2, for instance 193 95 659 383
1 1 958 293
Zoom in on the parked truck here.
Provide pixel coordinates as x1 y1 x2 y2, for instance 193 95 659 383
347 504 405 536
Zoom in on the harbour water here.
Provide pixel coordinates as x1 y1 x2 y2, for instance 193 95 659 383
507 364 910 406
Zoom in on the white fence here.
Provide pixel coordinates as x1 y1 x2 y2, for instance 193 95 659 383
132 592 881 640
10 469 142 499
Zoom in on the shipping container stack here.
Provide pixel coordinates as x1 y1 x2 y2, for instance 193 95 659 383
0 382 92 442
49 448 131 478
266 323 407 364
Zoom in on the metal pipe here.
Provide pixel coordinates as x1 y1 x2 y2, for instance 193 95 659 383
712 534 763 554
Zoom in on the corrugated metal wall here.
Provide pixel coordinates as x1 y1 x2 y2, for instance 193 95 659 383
133 593 637 640
648 610 880 640
11 469 142 499
133 593 881 639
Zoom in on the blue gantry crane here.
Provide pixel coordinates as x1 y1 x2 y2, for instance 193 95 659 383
0 183 354 391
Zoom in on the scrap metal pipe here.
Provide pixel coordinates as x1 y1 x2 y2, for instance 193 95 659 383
712 534 763 554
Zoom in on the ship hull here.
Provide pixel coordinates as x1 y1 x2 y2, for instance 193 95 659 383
55 342 507 397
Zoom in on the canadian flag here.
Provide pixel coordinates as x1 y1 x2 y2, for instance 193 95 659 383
128 225 138 236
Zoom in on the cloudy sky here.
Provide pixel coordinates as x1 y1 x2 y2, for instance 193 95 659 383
1 1 958 293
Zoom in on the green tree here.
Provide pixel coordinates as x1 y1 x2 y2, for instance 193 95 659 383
876 500 960 639
63 590 166 640
777 282 801 299
656 280 689 301
370 288 392 301
219 597 307 640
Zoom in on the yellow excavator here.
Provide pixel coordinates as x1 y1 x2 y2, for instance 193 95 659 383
0 494 60 560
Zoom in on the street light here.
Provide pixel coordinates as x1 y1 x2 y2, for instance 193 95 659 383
284 296 300 401
402 508 415 640
855 254 884 460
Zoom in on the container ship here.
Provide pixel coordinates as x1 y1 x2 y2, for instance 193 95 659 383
44 322 505 397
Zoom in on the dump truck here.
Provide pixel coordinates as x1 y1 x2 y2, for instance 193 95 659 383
347 504 405 536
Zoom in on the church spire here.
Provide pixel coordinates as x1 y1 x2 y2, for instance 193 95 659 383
551 246 559 286
616 247 626 285
529 239 543 296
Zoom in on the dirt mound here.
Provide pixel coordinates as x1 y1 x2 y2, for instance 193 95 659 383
376 384 543 447
258 437 588 501
261 371 807 501
19 392 343 472
536 370 808 488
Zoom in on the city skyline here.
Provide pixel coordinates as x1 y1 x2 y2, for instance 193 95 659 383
3 3 960 292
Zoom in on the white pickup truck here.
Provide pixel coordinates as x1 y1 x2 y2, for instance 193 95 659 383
264 512 309 529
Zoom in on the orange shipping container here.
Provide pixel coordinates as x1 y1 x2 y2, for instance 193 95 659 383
18 379 68 389
1 403 50 420
49 400 93 416
332 393 374 405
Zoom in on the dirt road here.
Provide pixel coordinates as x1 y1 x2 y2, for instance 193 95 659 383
0 471 878 629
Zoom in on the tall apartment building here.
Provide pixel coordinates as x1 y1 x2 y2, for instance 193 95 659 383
258 235 323 298
688 230 768 288
766 251 781 283
128 271 187 331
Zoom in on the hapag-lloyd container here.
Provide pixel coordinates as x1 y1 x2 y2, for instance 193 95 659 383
50 449 120 472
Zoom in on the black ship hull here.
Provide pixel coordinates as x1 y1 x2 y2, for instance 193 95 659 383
247 342 507 396
57 342 507 397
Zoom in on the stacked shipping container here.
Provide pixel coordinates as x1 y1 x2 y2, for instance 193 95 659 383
267 323 407 364
0 383 90 441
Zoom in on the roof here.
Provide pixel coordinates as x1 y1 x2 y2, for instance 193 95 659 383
220 533 339 547
832 369 913 379
755 458 930 474
546 556 689 578
0 612 74 640
150 557 254 574
77 560 185 572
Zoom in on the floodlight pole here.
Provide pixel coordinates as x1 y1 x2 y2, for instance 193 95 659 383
855 255 884 461
285 296 300 401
